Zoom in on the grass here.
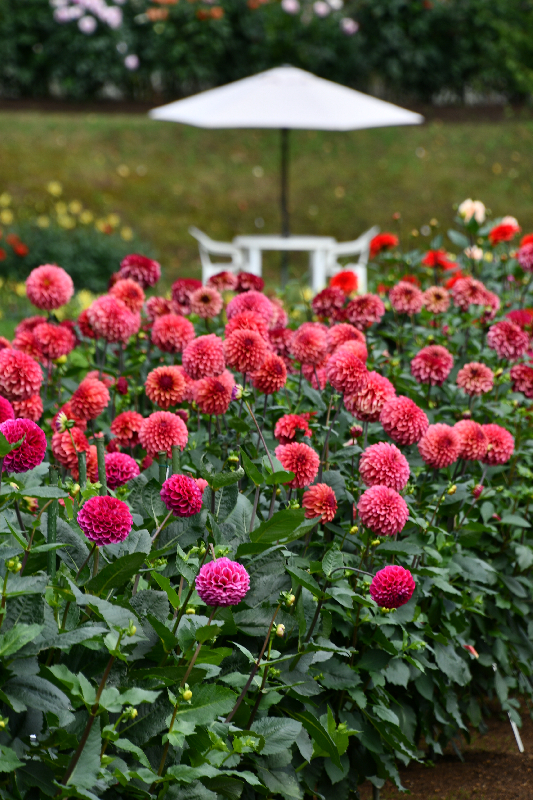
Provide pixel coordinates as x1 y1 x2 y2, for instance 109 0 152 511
1 109 533 287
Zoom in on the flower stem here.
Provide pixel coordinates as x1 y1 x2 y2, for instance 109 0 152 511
244 400 275 473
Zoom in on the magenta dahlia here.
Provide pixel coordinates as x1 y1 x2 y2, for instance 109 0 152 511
105 452 140 489
0 418 47 473
119 254 161 288
196 557 250 607
369 565 415 609
77 495 133 546
160 474 203 517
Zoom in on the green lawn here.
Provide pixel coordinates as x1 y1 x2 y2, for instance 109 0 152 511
1 110 533 287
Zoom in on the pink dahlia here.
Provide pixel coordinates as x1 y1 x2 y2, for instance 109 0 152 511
77 308 97 339
418 423 460 469
251 353 287 394
145 366 186 409
87 295 140 344
380 396 429 446
224 329 268 373
0 418 46 473
171 278 202 314
70 378 110 421
270 297 289 328
183 334 225 379
140 411 188 457
518 242 533 272
160 473 203 517
12 330 46 364
15 315 46 337
26 264 74 310
77 495 133 546
454 420 488 461
269 327 294 361
196 557 250 607
52 428 90 469
33 323 76 361
344 371 396 423
226 290 274 326
423 286 450 314
105 452 140 489
207 270 238 291
411 345 454 386
451 277 489 311
274 442 320 489
190 286 223 318
302 483 337 522
119 254 161 288
194 373 234 416
0 349 42 401
480 291 500 322
510 363 533 398
358 485 409 536
195 477 209 494
389 281 424 315
359 442 410 492
370 565 415 609
290 323 328 367
111 411 144 448
110 278 145 313
145 296 173 322
334 338 368 363
326 323 366 354
507 308 533 331
482 424 514 465
0 337 10 351
236 272 264 293
0 397 15 424
326 345 368 395
311 287 345 320
225 311 269 341
487 320 529 361
274 413 313 444
346 294 385 330
456 362 494 396
12 394 43 422
152 313 196 354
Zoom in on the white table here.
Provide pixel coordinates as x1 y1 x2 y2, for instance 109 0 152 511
233 234 337 287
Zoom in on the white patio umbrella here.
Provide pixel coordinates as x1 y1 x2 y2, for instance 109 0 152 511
149 66 423 279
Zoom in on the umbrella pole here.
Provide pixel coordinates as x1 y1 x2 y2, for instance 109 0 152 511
280 127 290 287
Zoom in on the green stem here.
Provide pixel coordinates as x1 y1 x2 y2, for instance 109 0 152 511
47 468 58 579
244 400 275 473
95 435 107 496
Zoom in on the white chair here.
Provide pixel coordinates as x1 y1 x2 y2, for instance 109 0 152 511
189 226 247 284
314 225 380 294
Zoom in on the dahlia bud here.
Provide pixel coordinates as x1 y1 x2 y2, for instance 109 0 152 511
462 410 472 419
391 359 400 367
512 399 520 408
472 484 483 499
72 483 80 496
182 689 193 702
463 644 479 658
127 622 137 637
494 368 504 378
447 485 457 495
0 717 7 730
55 355 68 365
175 409 189 424
392 212 401 220
276 624 285 638
350 525 358 535
126 706 138 719
232 384 243 401
349 424 363 439
186 607 196 615
227 452 240 465
56 411 71 433
289 500 300 510
270 668 281 678
371 538 381 546
116 377 129 395
285 593 296 607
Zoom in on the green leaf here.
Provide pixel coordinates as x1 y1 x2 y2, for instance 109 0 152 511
250 507 307 544
147 613 179 650
0 431 25 458
85 552 146 595
195 624 222 643
142 478 167 522
173 684 236 728
447 229 470 249
3 675 73 726
0 623 43 657
286 709 342 769
151 572 181 608
286 566 322 598
500 514 530 528
240 450 263 486
114 738 152 770
264 470 295 486
209 468 245 490
66 717 101 790
251 718 302 755
0 744 23 772
22 485 68 498
322 549 344 578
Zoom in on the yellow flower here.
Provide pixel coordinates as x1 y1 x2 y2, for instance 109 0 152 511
69 200 83 214
117 164 130 178
58 214 75 230
302 287 313 302
47 181 63 197
37 215 50 228
80 210 94 224
55 201 67 215
121 226 134 241
107 213 120 228
0 209 13 225
0 192 12 207
76 290 95 310
14 282 26 298
95 218 108 232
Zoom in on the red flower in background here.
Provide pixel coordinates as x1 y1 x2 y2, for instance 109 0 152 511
370 233 399 258
489 218 521 244
329 270 358 295
422 249 455 270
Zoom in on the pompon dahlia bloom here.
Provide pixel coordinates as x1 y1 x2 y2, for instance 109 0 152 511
226 290 274 325
152 313 195 354
482 424 514 465
70 378 110 421
454 420 488 461
225 311 269 341
0 397 15 423
15 316 46 336
510 363 533 398
119 254 161 288
207 270 238 291
487 320 529 361
160 473 203 517
346 294 385 330
111 411 144 447
290 324 328 366
224 329 268 373
451 277 489 311
359 442 410 492
140 411 188 457
380 396 429 446
270 297 289 328
196 557 250 607
302 483 338 522
52 428 90 469
344 371 396 423
358 485 409 536
171 278 202 313
0 349 42 401
518 242 533 272
326 345 368 395
77 308 97 339
77 495 133 546
0 419 46 473
423 286 450 314
489 219 521 244
370 232 399 258
110 278 145 313
194 373 234 416
329 270 358 295
251 353 287 394
236 272 265 293
312 286 346 319
274 413 313 444
183 334 225 379
456 362 494 396
0 337 10 351
410 345 454 386
190 286 224 318
389 281 424 315
370 565 415 609
105 452 140 490
33 323 76 361
336 337 368 363
12 330 46 364
274 442 320 488
327 323 366 353
507 308 533 331
52 401 87 432
145 296 173 322
418 423 460 469
87 295 140 344
145 366 186 409
12 394 43 422
26 264 74 310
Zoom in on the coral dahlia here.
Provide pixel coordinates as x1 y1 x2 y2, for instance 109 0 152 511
0 349 42 401
274 413 313 444
87 295 140 344
357 485 409 536
423 286 450 314
359 442 410 492
152 313 196 354
110 278 145 313
145 366 186 409
418 423 460 469
111 411 144 448
380 396 429 446
183 334 225 379
290 324 328 366
487 320 529 361
33 323 76 361
189 286 223 318
510 363 533 398
389 281 424 315
482 424 514 465
251 353 287 394
139 411 188 457
344 371 395 423
145 296 173 322
274 442 320 488
194 373 234 416
454 420 488 461
326 345 368 395
226 290 274 325
224 329 268 373
26 264 74 310
346 294 385 330
52 428 90 470
225 311 269 341
70 378 110 421
456 362 494 396
302 483 338 522
411 345 454 386
12 394 43 422
77 495 133 546
326 323 366 353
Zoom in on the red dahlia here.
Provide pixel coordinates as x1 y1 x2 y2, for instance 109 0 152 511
370 565 415 609
119 254 161 288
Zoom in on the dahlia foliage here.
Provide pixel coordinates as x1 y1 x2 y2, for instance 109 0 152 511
2 202 533 799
